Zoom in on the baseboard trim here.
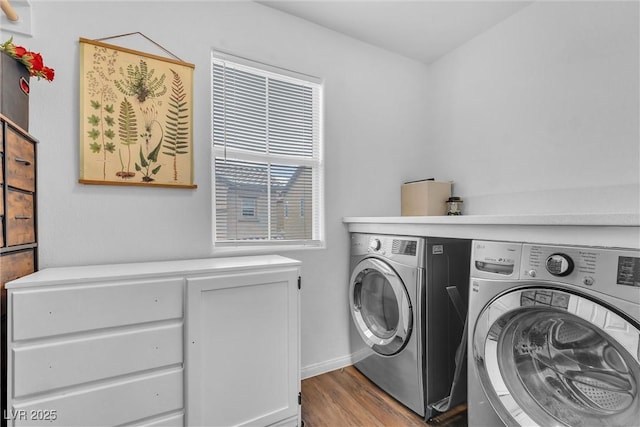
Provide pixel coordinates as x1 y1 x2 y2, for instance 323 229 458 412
301 348 371 380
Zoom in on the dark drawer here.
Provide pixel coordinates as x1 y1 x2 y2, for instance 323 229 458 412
1 249 35 315
5 127 35 192
0 183 4 237
6 189 35 246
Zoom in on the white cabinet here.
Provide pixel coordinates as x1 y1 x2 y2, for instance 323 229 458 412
5 255 301 427
186 268 300 426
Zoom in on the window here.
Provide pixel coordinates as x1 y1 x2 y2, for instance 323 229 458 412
212 52 323 247
240 197 257 219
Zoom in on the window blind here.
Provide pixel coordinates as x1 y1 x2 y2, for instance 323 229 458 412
212 53 323 246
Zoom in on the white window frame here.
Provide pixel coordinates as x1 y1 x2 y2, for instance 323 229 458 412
211 51 325 251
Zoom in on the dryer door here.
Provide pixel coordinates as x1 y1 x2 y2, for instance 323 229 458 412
473 286 640 427
349 258 412 356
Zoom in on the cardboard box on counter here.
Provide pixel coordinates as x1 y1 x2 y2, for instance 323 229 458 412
401 180 451 216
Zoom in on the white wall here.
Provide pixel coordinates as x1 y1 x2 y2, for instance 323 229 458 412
2 1 430 374
427 1 639 215
5 0 636 379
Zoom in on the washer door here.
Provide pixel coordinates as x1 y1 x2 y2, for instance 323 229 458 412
473 287 640 427
349 258 412 356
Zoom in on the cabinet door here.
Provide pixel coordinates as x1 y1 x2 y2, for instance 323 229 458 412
186 268 300 427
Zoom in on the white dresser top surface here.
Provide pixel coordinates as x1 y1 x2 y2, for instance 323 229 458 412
6 255 301 288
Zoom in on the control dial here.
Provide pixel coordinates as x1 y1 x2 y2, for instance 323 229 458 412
369 238 382 251
545 253 574 277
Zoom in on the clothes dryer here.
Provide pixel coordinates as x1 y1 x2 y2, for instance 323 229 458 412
468 240 640 426
349 233 470 417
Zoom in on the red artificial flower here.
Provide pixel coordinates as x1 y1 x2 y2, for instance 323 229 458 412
0 37 54 82
13 45 27 58
28 52 44 72
42 66 55 81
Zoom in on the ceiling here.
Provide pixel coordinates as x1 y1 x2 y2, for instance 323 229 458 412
258 0 533 64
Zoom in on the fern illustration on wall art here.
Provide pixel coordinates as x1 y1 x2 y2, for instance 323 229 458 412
117 98 138 178
114 59 167 103
163 70 190 181
84 46 119 180
79 37 196 188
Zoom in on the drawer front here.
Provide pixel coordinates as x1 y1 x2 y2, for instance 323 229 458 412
12 278 184 341
1 152 4 246
13 322 183 398
5 128 35 192
1 249 35 315
11 368 183 427
6 190 35 246
140 412 184 426
1 249 35 286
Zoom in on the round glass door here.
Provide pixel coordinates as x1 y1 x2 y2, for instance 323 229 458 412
349 258 412 356
473 287 640 426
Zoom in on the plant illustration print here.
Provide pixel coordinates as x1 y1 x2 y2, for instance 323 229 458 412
85 46 119 179
80 38 195 187
114 59 166 103
135 141 163 182
113 59 167 181
141 104 160 153
136 103 164 182
163 69 190 181
117 98 138 178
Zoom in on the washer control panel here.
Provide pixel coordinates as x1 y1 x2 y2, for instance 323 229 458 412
351 233 424 267
471 241 522 278
521 244 640 303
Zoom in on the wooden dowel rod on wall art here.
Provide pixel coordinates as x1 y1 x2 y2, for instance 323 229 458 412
0 0 19 21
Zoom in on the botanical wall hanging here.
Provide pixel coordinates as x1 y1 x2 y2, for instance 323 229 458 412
79 35 196 188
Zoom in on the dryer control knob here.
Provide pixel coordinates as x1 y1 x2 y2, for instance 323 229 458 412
369 238 382 251
583 276 595 286
545 253 574 277
527 269 537 277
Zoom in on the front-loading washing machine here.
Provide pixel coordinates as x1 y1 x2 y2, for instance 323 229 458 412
468 240 640 426
349 233 470 417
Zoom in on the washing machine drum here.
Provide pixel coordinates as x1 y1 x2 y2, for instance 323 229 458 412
473 287 640 427
349 258 412 356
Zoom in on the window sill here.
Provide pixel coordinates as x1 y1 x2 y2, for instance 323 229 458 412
213 242 326 256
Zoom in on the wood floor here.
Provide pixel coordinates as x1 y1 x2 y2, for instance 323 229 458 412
301 366 467 427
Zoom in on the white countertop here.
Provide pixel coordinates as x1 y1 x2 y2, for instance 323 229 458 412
344 213 640 226
343 213 640 249
6 254 301 288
